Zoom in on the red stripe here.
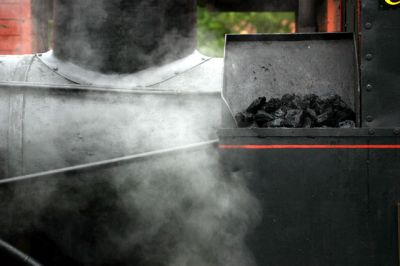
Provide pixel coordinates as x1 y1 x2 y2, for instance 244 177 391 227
219 144 400 149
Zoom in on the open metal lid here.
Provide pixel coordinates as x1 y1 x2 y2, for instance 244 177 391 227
222 33 360 125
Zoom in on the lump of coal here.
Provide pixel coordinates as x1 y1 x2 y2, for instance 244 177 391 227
303 94 319 107
334 109 356 123
305 108 317 121
302 117 313 128
262 98 281 113
326 94 347 109
291 95 303 109
281 93 295 105
284 109 304 128
274 108 286 118
235 112 254 127
235 93 356 128
246 97 266 114
255 110 274 126
316 108 332 125
339 120 356 128
267 118 284 127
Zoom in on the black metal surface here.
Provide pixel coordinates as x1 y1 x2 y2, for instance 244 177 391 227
297 0 317 32
360 0 400 127
218 3 400 265
379 0 400 10
341 0 359 33
219 129 400 266
222 33 360 127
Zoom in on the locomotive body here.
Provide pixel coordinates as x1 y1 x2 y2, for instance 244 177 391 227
0 0 400 266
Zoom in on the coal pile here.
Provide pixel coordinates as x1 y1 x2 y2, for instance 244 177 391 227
235 94 356 128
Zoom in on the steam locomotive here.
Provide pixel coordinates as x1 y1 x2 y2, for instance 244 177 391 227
0 0 399 265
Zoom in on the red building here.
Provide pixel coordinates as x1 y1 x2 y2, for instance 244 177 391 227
0 0 49 54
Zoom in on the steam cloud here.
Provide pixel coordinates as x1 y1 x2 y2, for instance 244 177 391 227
0 1 261 265
1 98 261 266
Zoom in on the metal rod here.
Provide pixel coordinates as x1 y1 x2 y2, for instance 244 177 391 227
0 238 42 266
147 58 212 87
0 139 218 185
221 92 238 127
0 81 220 96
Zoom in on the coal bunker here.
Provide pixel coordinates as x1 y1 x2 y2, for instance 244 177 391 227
235 94 356 128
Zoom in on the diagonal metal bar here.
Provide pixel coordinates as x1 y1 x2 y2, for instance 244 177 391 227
0 139 218 185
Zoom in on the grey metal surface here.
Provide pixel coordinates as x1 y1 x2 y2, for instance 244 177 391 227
360 0 400 127
0 89 9 178
0 83 221 178
223 33 360 127
0 52 223 177
7 88 24 177
37 50 220 89
0 55 74 84
0 53 223 91
151 57 224 92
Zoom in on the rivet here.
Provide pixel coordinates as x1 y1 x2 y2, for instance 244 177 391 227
368 128 375 135
37 53 42 57
366 115 373 122
394 128 400 135
365 53 373 61
365 22 372 29
53 66 58 71
366 84 372 92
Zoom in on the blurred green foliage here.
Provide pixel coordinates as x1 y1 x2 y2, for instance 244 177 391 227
197 8 295 57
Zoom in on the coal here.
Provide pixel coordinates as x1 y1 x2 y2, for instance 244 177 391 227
302 117 313 128
316 110 331 124
306 108 317 121
274 108 286 118
281 93 295 106
291 95 303 109
255 110 274 126
236 93 356 128
262 98 281 113
334 109 356 122
267 118 284 127
303 94 319 108
339 120 356 128
284 109 304 128
235 112 254 127
246 97 266 114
